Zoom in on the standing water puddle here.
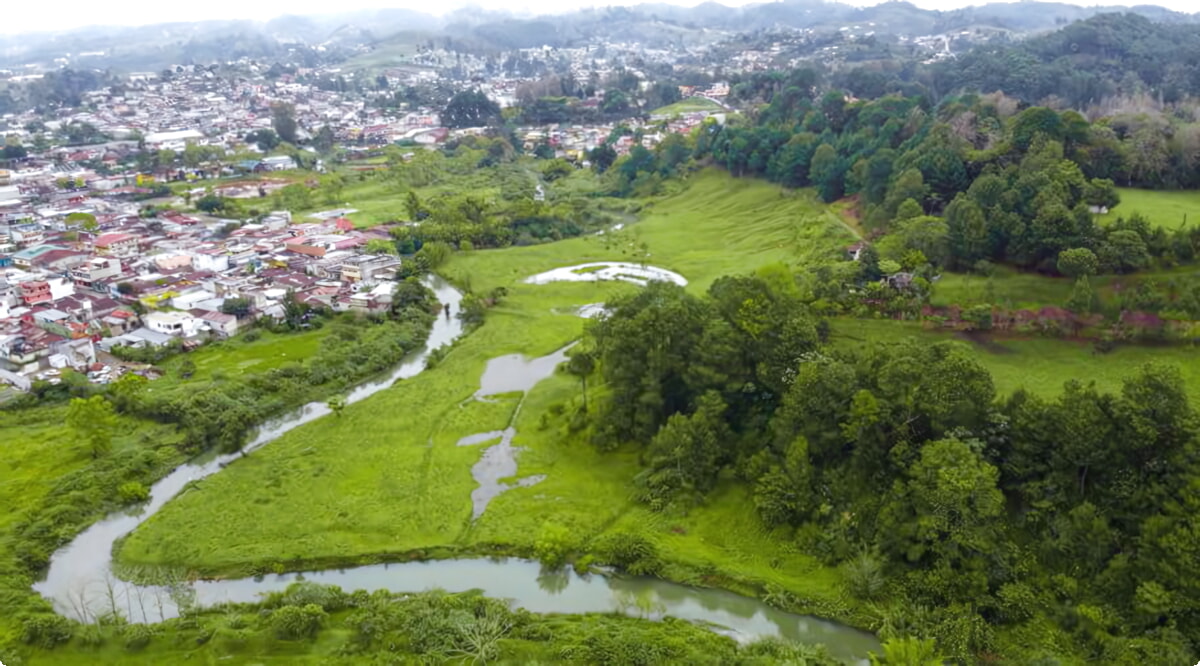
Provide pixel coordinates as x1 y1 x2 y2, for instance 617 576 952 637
458 345 572 518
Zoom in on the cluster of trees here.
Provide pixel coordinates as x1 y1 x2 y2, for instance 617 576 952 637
582 275 1200 662
675 77 1200 277
364 139 625 250
931 14 1200 108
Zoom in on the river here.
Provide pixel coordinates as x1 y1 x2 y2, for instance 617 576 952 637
31 274 880 662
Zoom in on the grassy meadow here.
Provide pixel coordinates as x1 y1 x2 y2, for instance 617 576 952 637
118 171 860 621
832 319 1200 402
444 168 855 294
652 97 726 116
1112 187 1200 229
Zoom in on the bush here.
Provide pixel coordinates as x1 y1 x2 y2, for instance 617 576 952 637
21 614 74 648
267 582 348 612
843 551 887 601
241 329 262 343
117 481 150 504
271 603 327 640
594 532 661 575
535 523 574 567
122 623 155 650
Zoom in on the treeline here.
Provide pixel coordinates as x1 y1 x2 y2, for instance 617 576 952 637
930 13 1200 108
580 275 1199 663
662 81 1200 276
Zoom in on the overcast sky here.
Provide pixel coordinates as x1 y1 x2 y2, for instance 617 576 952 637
2 0 1194 35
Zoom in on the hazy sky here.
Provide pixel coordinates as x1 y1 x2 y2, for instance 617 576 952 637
2 0 1194 35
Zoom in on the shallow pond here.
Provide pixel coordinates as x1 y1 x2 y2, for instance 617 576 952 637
524 262 687 287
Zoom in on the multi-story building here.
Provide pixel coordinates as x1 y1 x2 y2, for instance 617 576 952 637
71 257 123 291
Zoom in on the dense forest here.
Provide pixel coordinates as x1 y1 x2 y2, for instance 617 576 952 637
579 275 1199 663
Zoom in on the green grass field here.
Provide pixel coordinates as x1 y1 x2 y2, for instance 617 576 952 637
831 319 1200 401
1112 188 1200 230
156 328 328 383
444 168 854 294
117 171 858 618
652 97 725 116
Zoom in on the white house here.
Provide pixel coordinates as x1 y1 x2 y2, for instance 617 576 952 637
143 311 201 337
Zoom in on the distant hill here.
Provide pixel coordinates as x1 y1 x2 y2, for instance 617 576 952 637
0 1 1195 71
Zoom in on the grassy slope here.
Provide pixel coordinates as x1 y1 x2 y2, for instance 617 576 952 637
1112 187 1200 230
832 319 1200 401
445 168 854 294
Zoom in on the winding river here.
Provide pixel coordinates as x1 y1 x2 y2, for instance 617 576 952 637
32 274 880 662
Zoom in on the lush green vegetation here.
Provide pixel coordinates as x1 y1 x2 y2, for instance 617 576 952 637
583 277 1198 663
0 405 187 651
832 318 1200 402
16 584 843 665
1113 187 1200 231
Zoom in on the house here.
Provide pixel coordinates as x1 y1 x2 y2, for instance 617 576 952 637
93 233 140 257
261 155 297 171
340 254 401 285
19 281 52 305
884 273 917 290
846 242 867 262
196 310 238 337
143 311 201 337
71 257 122 290
11 244 67 269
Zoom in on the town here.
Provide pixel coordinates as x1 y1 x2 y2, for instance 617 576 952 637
0 34 758 399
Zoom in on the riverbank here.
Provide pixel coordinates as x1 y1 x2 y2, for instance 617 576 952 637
106 280 879 658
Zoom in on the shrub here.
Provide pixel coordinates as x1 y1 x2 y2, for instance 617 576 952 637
268 582 348 612
843 551 887 601
594 532 661 575
117 481 150 504
122 624 155 650
534 523 574 567
271 603 327 640
20 614 74 648
241 329 262 343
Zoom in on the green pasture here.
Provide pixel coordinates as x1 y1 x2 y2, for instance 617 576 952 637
652 97 725 116
831 318 1200 401
1112 187 1200 230
444 168 853 294
154 328 327 384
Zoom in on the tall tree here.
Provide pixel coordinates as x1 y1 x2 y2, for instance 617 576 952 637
271 103 299 144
